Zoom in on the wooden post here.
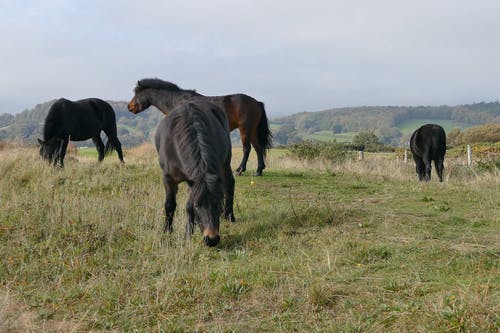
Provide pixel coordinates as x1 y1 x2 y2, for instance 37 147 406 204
467 144 472 167
404 149 408 163
358 151 364 161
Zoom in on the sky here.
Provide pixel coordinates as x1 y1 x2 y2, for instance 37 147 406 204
1 0 500 117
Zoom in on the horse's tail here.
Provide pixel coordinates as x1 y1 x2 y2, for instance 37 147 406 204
100 101 119 157
256 102 273 156
104 139 115 156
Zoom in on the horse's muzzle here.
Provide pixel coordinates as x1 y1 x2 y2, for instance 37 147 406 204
203 235 220 247
127 101 140 114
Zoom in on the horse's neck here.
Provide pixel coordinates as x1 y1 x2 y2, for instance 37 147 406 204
150 91 201 114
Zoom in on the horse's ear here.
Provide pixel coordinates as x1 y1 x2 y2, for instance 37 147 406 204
137 80 141 87
37 138 44 145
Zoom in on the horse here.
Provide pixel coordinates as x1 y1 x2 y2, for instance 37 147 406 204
155 100 235 247
127 78 272 176
38 98 124 167
410 124 446 182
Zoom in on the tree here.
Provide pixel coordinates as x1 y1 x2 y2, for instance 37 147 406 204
375 126 402 146
274 124 300 146
352 131 381 151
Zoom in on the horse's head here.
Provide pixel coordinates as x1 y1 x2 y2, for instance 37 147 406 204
196 199 221 247
37 138 59 162
128 81 152 114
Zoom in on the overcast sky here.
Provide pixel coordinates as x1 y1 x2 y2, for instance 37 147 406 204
1 0 500 116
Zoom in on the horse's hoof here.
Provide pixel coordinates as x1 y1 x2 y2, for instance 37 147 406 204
225 214 236 223
254 171 263 176
235 169 244 176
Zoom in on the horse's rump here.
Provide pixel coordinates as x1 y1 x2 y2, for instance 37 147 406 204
410 124 446 158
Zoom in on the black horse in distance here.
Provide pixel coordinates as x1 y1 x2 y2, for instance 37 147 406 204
410 124 446 182
38 98 124 167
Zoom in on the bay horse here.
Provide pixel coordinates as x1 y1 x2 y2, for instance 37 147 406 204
155 100 235 247
127 78 272 176
410 124 446 182
38 98 124 167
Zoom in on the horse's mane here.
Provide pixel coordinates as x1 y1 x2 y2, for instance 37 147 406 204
172 103 224 205
134 78 196 94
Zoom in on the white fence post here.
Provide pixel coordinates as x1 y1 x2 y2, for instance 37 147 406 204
467 144 472 167
358 151 364 161
404 149 408 163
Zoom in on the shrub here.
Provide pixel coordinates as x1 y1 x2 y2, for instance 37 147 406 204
288 141 354 162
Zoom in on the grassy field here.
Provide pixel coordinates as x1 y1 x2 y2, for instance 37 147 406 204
0 145 498 332
298 119 470 144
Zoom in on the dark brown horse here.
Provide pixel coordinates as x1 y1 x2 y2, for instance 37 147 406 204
127 78 272 176
155 100 235 247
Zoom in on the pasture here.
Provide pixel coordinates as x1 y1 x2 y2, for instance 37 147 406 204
0 145 498 332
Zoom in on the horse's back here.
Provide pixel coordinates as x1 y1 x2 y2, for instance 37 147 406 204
44 98 116 141
156 101 230 181
212 94 262 131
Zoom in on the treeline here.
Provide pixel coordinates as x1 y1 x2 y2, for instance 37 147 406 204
1 100 499 148
272 102 500 146
274 102 500 134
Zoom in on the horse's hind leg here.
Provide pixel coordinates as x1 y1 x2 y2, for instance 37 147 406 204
56 137 69 168
423 156 432 181
436 157 445 182
252 139 266 176
163 176 178 233
104 127 125 163
110 135 125 163
222 162 236 222
414 158 425 181
235 133 251 175
92 136 105 162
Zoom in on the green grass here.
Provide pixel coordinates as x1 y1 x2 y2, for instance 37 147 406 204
396 118 470 138
0 147 498 332
77 147 98 157
76 147 122 159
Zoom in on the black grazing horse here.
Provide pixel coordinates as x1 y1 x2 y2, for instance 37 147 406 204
410 124 446 182
155 100 235 247
128 78 272 176
38 98 124 167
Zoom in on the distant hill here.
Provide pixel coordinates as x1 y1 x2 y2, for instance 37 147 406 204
1 100 499 147
271 102 500 145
